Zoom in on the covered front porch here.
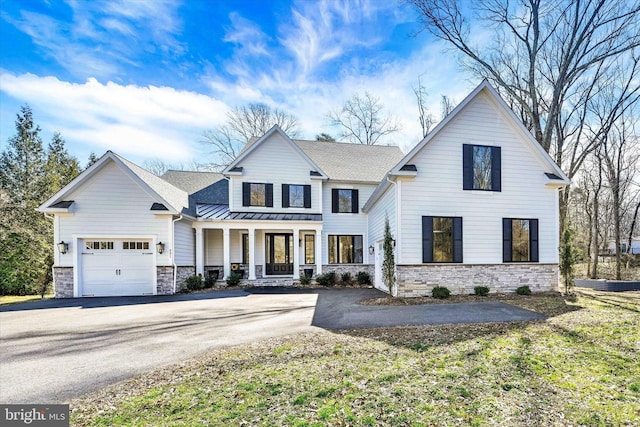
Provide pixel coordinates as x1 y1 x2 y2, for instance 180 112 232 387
193 221 323 281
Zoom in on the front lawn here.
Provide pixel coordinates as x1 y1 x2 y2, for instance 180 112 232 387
0 294 50 306
72 292 639 426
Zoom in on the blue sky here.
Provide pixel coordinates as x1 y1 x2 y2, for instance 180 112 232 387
0 0 477 167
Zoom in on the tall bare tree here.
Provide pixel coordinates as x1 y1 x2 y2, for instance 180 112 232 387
202 103 300 170
410 0 640 231
413 77 436 138
440 95 455 119
328 92 401 145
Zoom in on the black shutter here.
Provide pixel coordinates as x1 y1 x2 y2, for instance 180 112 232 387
282 184 289 208
530 219 539 262
351 190 359 213
332 189 339 213
265 184 273 207
242 182 250 206
453 217 463 263
492 146 502 192
463 144 473 190
422 216 433 263
303 185 311 208
503 218 512 262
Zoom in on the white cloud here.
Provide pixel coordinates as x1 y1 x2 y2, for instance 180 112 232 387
0 71 229 163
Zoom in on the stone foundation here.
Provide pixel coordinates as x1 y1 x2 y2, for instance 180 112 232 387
176 266 195 291
323 264 374 279
156 266 174 295
53 267 74 298
396 263 559 297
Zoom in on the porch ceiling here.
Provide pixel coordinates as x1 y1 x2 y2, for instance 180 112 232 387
197 204 322 221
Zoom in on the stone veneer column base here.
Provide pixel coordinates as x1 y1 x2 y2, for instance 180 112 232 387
396 264 559 298
156 266 195 294
53 267 74 298
322 264 374 279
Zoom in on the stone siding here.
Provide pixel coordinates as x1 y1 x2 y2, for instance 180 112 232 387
176 266 195 292
323 264 374 279
156 266 174 295
396 263 559 297
53 267 74 298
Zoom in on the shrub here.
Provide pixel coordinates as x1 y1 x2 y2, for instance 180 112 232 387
316 272 337 287
357 271 372 286
185 274 204 291
474 286 490 296
204 274 217 288
516 285 532 295
341 272 352 284
226 273 242 287
432 286 451 299
299 275 311 285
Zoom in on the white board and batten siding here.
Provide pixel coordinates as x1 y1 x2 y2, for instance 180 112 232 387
229 132 322 213
322 182 375 264
398 92 559 265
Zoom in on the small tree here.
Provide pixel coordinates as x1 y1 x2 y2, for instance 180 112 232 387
382 216 396 296
559 227 577 295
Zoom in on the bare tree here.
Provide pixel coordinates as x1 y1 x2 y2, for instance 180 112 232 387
328 92 401 145
143 159 207 176
202 103 300 170
410 0 640 232
413 77 436 138
440 95 455 119
315 133 336 141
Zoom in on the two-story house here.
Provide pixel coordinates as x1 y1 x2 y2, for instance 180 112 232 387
38 81 569 298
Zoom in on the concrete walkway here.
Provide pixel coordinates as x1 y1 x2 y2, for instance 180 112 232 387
0 287 545 404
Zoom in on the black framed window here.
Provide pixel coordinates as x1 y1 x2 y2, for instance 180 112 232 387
328 235 363 264
242 182 273 207
242 234 249 264
503 218 539 262
331 189 359 213
282 184 311 208
304 234 315 264
463 144 501 191
422 216 463 263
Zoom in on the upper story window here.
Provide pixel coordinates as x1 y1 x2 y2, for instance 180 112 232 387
282 184 311 208
503 218 539 262
422 216 463 263
463 144 501 191
331 189 359 213
242 182 273 207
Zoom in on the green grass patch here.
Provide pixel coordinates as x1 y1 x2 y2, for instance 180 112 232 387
72 292 640 426
0 294 51 305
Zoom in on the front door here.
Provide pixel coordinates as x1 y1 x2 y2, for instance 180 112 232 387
266 233 294 275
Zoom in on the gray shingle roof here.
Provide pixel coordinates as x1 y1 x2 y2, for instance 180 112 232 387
114 153 189 213
293 140 404 182
161 170 224 193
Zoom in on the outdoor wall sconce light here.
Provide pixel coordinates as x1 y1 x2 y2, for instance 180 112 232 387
391 239 396 248
57 241 69 254
369 245 375 255
156 241 165 254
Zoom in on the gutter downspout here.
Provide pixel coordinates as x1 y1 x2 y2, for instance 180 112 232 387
172 214 183 293
44 212 56 298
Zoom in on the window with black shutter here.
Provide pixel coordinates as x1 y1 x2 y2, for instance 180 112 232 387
503 218 539 262
463 144 501 191
422 216 463 263
282 184 310 208
332 189 359 213
242 182 272 207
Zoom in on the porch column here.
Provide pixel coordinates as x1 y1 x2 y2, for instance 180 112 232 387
292 228 300 279
223 228 231 279
315 228 322 275
248 227 256 280
195 226 204 276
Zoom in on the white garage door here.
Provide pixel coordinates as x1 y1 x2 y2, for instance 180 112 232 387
81 239 155 296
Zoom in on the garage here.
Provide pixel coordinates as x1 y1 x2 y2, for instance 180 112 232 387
80 239 155 297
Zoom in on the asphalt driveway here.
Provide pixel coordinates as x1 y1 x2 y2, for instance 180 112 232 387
0 288 544 404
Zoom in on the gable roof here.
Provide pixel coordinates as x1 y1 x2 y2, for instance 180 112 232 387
38 151 189 215
293 140 404 182
364 80 571 211
161 170 224 193
223 125 328 179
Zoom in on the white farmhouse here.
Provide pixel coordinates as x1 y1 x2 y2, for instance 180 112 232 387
39 81 570 298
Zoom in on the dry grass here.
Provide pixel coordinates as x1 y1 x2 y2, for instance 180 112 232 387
0 294 51 306
71 292 639 426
